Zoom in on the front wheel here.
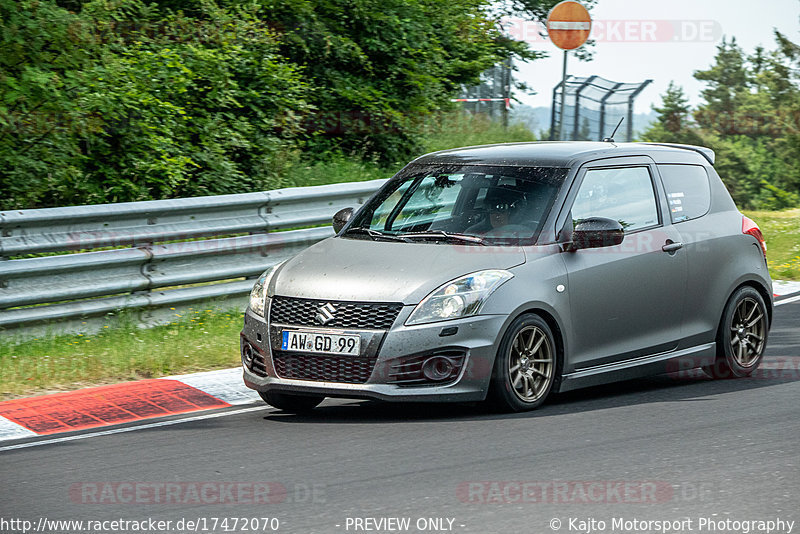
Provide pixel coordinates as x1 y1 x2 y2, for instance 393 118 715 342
704 286 768 379
259 391 324 413
487 313 560 412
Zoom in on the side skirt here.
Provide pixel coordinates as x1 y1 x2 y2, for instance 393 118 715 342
558 342 717 392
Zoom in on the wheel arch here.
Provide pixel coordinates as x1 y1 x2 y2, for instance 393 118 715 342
727 279 773 328
497 305 567 391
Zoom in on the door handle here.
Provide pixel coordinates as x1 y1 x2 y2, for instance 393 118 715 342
662 241 683 253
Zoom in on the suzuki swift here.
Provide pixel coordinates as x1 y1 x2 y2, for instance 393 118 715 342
240 142 772 412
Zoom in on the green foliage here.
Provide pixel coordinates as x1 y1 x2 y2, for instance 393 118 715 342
0 0 312 208
252 0 535 163
1 0 543 209
642 32 800 210
280 112 538 189
419 112 536 153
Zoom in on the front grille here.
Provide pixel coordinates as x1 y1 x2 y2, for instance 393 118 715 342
270 297 402 330
273 352 376 383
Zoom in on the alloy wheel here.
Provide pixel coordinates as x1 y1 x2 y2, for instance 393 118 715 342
729 296 766 367
508 325 554 402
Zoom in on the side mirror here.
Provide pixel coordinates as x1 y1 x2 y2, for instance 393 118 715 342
568 217 624 251
332 207 354 233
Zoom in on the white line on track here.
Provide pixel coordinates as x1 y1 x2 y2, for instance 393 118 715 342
776 294 800 306
0 405 267 453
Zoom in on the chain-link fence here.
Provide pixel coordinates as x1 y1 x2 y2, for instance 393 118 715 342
453 58 513 126
550 76 652 142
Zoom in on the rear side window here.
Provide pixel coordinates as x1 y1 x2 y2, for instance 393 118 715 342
658 164 711 223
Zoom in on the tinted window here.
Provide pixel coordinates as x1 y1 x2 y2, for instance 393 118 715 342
349 165 568 245
658 164 711 222
383 175 460 228
571 166 659 232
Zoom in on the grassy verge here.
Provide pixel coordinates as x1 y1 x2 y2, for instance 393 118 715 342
419 113 536 153
0 307 243 399
281 113 537 188
743 208 800 281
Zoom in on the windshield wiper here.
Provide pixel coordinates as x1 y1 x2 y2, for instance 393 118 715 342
401 231 487 245
343 227 410 242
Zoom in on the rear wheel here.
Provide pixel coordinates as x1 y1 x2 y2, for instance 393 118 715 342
704 286 768 379
487 313 560 412
259 391 324 413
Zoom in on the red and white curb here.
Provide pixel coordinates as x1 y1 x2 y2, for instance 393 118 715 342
162 367 261 406
1 280 799 445
774 280 800 299
0 368 260 443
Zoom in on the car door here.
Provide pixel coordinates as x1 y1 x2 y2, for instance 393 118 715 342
561 159 688 370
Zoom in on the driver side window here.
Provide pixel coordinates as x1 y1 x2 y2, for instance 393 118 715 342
571 166 659 232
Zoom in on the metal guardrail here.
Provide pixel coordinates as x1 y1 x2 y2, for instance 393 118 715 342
0 179 386 333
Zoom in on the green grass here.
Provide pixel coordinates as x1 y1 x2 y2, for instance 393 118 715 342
280 113 537 189
743 208 800 281
281 152 391 188
419 113 536 153
0 307 244 399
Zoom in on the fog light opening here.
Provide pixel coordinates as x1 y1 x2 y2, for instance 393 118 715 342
422 356 456 381
243 343 254 369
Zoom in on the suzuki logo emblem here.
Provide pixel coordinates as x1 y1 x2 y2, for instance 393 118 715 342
315 303 337 325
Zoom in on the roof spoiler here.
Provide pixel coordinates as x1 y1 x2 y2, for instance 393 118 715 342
640 143 715 165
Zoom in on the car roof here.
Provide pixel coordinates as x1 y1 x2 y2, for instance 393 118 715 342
412 141 714 167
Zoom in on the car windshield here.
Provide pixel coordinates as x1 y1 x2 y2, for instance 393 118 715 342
345 164 568 245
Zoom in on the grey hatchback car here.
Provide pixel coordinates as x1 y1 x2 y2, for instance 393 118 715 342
241 142 772 412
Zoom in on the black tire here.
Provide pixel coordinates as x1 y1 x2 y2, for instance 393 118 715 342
487 313 561 412
703 286 768 379
259 391 324 413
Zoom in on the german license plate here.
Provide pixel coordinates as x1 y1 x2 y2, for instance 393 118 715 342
281 330 361 355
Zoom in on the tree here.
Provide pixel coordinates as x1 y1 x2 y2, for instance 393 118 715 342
641 82 704 146
0 0 311 208
251 0 536 164
693 37 750 135
653 82 692 135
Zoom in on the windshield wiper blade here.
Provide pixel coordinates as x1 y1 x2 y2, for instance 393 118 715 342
401 231 486 245
343 227 410 242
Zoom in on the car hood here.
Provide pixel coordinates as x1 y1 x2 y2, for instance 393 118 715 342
271 236 526 305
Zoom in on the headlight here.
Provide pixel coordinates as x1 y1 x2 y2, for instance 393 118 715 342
406 269 513 325
248 262 284 317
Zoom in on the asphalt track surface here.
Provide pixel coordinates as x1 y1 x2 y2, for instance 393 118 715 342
1 301 799 534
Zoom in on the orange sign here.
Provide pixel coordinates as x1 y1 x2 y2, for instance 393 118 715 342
546 1 592 50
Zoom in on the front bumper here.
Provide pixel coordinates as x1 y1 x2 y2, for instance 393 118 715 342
240 306 506 403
